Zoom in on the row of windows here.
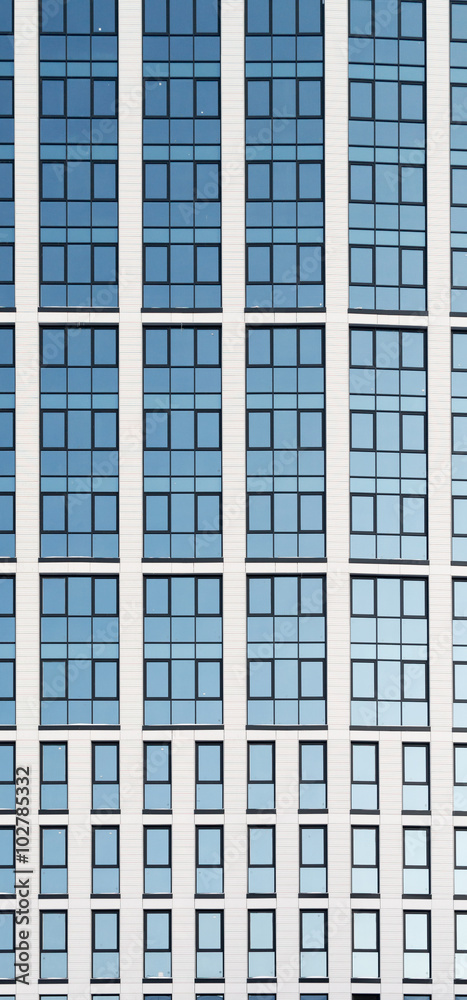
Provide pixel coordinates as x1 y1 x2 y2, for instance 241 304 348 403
4 572 467 728
0 907 465 983
0 739 464 814
2 321 467 561
0 821 464 899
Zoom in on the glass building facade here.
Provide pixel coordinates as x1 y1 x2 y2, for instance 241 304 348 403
0 0 466 993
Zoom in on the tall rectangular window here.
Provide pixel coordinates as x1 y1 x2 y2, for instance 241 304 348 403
144 576 222 725
92 827 119 894
40 326 118 559
245 0 324 309
144 826 171 894
300 826 327 894
144 743 171 811
349 0 426 311
403 744 430 812
248 742 275 811
248 826 275 894
452 334 467 560
196 826 223 895
300 742 326 810
351 577 428 727
248 910 275 979
0 577 14 725
196 910 224 979
452 3 467 311
247 575 326 726
143 0 221 309
92 742 119 812
351 826 379 894
143 326 221 559
456 829 467 895
144 911 171 980
300 910 327 980
246 327 325 559
196 742 223 810
40 827 67 895
40 911 67 980
352 910 379 980
0 826 14 895
350 327 427 560
454 581 467 726
40 743 67 811
0 4 14 308
403 827 430 896
351 742 378 811
0 328 14 555
0 742 14 812
39 0 118 308
404 911 430 980
92 911 119 980
41 575 119 726
457 911 467 980
456 745 467 813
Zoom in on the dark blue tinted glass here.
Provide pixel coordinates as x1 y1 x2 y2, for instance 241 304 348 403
246 326 324 558
143 0 221 309
349 0 427 311
0 4 14 307
144 576 222 725
39 0 118 307
41 575 119 725
144 326 221 558
245 0 324 309
247 575 325 726
0 327 14 557
351 576 428 727
40 326 118 558
350 327 427 560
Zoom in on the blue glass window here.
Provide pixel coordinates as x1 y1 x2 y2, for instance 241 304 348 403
197 910 224 979
144 576 222 725
40 575 119 726
143 0 221 309
0 742 14 810
351 742 378 811
300 826 327 894
349 0 426 311
454 580 467 727
351 576 428 726
0 911 14 979
40 911 67 980
300 741 326 810
452 332 467 559
248 910 275 979
248 826 275 894
144 742 171 810
245 0 324 309
452 3 467 311
247 575 325 725
248 742 274 811
352 910 379 979
92 910 119 980
144 910 171 979
40 743 67 811
351 825 379 894
40 326 118 558
196 825 223 894
40 827 67 895
0 577 14 725
0 327 14 556
143 326 221 559
0 2 14 308
246 327 325 558
92 742 119 812
403 743 429 811
300 910 327 979
350 327 427 560
196 741 223 810
144 826 171 894
0 827 14 894
92 826 119 894
39 0 118 308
